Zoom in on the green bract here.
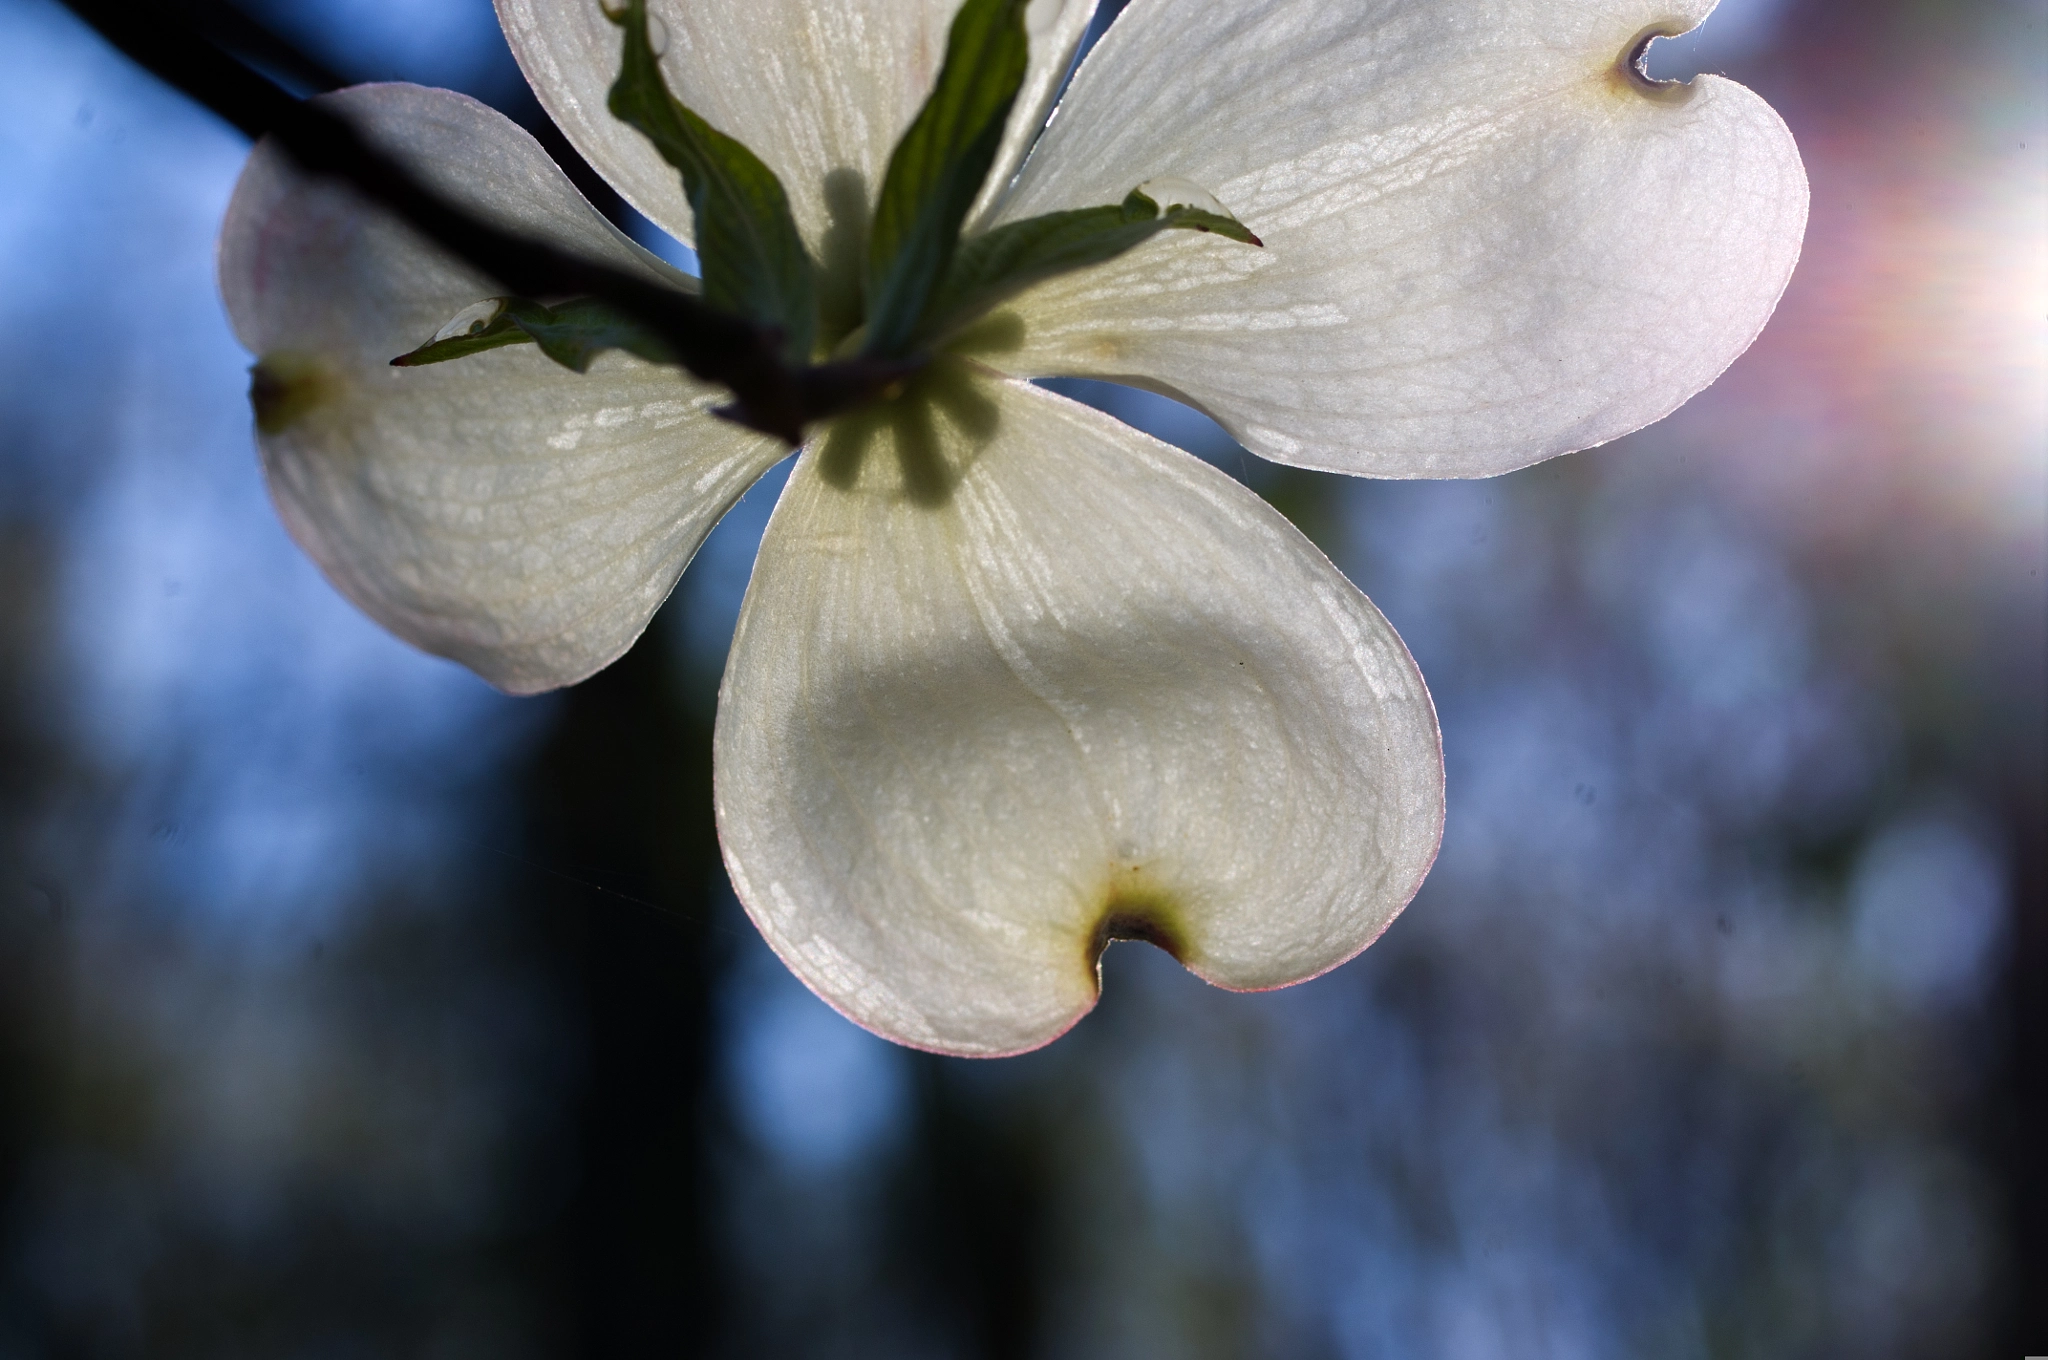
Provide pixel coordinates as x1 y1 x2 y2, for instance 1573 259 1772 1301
391 295 674 370
598 0 811 366
860 0 1031 357
602 0 817 364
395 0 1261 397
923 186 1260 345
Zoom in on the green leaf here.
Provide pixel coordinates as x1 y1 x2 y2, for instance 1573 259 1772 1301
391 296 675 373
862 0 1030 358
389 299 531 367
511 296 680 370
920 186 1262 343
605 0 816 364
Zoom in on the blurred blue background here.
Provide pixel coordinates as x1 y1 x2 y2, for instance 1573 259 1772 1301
0 0 2041 1355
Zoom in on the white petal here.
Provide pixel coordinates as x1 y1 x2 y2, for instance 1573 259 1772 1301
993 0 1808 478
968 0 1098 231
715 373 1442 1056
495 0 1096 254
219 83 785 694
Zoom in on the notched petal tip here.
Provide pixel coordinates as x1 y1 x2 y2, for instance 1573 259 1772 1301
1084 865 1190 987
249 352 339 435
1610 23 1701 105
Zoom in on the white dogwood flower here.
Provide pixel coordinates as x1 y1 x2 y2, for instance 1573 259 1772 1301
217 0 1805 1055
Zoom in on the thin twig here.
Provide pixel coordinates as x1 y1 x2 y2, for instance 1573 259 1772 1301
56 0 908 443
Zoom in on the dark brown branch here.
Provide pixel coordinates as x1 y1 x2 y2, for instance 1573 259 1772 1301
55 0 909 444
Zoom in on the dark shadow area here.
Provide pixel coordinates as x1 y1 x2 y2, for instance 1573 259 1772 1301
816 166 869 353
512 629 724 1357
816 356 999 506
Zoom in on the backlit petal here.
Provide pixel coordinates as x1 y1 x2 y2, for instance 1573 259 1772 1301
969 0 1098 230
219 84 784 694
495 0 1095 255
715 373 1443 1056
996 0 1807 477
